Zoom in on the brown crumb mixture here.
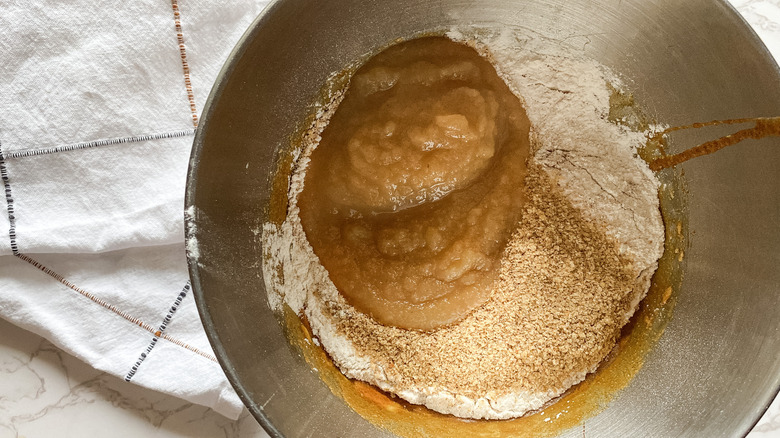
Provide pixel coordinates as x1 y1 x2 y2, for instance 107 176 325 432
322 166 637 397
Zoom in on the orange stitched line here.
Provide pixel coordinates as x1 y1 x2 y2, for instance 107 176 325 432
16 253 217 363
170 0 199 127
158 332 217 361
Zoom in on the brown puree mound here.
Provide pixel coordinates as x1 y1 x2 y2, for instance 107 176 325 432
325 166 637 399
299 37 531 330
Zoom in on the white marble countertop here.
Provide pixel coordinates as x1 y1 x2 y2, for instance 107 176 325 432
1 1 779 437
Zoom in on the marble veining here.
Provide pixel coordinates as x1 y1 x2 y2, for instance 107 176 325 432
0 318 269 438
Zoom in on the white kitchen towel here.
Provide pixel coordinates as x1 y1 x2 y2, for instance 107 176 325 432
0 0 270 420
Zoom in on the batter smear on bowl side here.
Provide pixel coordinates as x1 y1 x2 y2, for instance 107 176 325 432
262 32 665 420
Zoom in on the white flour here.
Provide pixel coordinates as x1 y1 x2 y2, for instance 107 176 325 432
261 27 664 419
184 204 200 262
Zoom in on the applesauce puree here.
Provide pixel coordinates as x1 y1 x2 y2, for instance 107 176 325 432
299 37 531 330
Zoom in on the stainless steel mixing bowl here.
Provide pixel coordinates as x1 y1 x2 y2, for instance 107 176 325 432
185 0 780 436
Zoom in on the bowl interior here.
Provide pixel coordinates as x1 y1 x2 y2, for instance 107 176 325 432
186 0 780 436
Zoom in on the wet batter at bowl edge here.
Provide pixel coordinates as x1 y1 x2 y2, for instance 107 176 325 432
298 37 531 330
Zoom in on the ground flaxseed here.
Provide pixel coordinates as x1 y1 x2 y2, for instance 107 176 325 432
326 167 637 398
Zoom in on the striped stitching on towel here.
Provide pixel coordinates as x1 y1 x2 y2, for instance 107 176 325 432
16 253 218 362
0 143 19 255
3 129 196 159
170 0 199 127
125 282 192 381
0 149 217 363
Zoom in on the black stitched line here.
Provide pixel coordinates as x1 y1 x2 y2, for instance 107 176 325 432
125 281 191 381
0 142 19 255
4 129 196 159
